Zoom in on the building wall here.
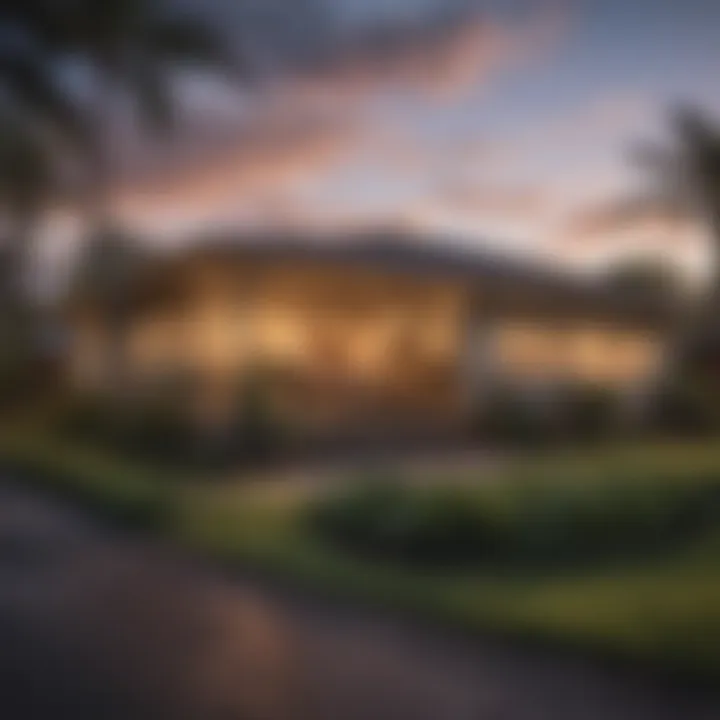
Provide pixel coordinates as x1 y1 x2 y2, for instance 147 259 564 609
70 261 470 433
68 260 666 434
488 322 663 387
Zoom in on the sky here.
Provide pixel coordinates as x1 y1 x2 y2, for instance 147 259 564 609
51 0 720 277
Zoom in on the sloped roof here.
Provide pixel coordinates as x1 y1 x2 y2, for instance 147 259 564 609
178 229 570 285
168 229 670 324
69 228 673 327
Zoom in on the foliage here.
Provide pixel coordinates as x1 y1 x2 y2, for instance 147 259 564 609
53 369 293 469
3 0 240 141
311 482 502 566
117 399 197 464
53 380 198 468
476 383 625 448
226 369 291 465
0 350 43 414
650 375 720 437
634 107 720 254
0 433 172 529
0 0 247 416
68 228 153 311
602 257 685 307
475 386 557 447
309 470 720 570
561 383 624 443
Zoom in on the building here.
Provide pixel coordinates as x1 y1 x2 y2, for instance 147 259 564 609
66 232 669 440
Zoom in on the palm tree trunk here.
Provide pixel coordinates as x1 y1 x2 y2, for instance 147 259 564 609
2 215 36 339
0 214 40 410
86 73 133 402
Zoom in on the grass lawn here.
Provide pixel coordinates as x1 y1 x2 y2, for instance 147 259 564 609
2 429 720 681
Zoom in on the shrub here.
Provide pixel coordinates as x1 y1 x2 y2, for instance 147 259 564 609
505 481 707 563
0 436 172 530
54 368 293 469
311 482 502 566
309 473 720 570
53 383 198 467
53 390 117 442
475 383 627 448
650 376 720 437
561 383 623 443
227 370 289 464
0 351 55 416
475 386 558 448
116 400 196 464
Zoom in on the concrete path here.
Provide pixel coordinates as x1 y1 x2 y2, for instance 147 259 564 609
0 483 718 720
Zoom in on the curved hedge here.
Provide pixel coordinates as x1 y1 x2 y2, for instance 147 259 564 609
309 475 720 570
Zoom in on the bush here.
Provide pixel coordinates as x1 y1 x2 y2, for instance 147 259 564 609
0 351 58 416
309 473 720 570
561 383 623 443
227 370 289 464
0 436 172 530
116 401 196 463
507 480 719 563
53 384 198 467
475 383 626 448
54 391 111 438
54 368 293 469
475 386 559 448
650 376 720 437
311 482 502 566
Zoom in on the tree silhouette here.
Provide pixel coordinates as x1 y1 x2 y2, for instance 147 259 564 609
6 0 244 219
633 109 720 360
0 0 249 395
602 257 685 308
635 108 720 285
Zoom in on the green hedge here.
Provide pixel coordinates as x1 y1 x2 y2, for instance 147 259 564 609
309 473 720 570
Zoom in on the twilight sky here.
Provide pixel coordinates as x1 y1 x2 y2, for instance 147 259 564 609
56 0 720 276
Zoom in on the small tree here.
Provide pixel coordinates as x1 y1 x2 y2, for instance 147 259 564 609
602 257 686 309
633 108 720 344
68 226 152 395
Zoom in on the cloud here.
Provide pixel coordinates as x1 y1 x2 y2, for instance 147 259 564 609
561 196 695 241
108 0 569 234
547 194 709 278
116 112 363 227
441 183 551 217
538 93 656 147
290 3 567 105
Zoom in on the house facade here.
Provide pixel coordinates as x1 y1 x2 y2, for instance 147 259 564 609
67 234 668 439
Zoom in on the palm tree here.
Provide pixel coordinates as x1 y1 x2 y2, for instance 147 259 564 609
0 111 55 292
1 0 245 397
0 104 70 408
0 108 63 361
629 108 720 426
602 257 686 309
68 226 154 390
49 0 243 395
1 2 91 299
6 0 244 221
635 108 720 301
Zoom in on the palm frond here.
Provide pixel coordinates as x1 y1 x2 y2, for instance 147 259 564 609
0 111 56 221
151 15 253 81
131 56 175 134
